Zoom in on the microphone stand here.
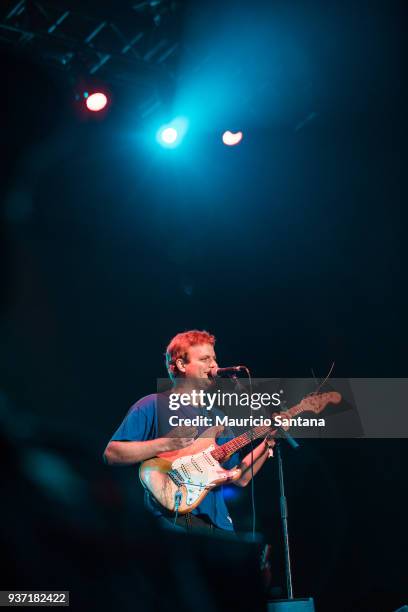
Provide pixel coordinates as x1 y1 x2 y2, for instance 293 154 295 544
230 373 246 392
268 432 315 611
275 436 295 600
226 373 314 609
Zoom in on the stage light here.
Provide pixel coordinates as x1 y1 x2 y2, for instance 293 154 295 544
222 130 243 146
156 117 189 149
161 127 178 144
223 485 241 501
86 92 108 112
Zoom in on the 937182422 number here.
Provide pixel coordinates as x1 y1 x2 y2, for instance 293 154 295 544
0 592 69 607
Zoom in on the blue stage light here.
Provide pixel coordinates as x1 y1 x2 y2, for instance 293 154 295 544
161 127 178 144
156 117 189 149
222 485 242 501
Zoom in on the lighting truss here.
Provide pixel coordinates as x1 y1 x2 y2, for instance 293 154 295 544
0 0 185 93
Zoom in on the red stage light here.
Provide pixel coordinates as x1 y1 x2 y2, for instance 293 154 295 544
86 92 108 112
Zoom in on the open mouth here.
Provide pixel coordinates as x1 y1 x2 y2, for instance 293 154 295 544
205 371 216 381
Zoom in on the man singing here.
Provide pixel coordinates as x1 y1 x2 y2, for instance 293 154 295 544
104 330 274 534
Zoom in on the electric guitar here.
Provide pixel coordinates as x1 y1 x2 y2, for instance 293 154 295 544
139 391 341 514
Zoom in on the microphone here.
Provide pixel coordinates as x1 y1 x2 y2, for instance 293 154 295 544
210 366 246 377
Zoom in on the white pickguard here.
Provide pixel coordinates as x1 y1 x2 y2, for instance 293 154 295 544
169 445 240 507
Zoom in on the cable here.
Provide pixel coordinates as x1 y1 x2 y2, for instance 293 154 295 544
173 489 182 526
311 361 335 395
242 367 257 540
230 366 257 538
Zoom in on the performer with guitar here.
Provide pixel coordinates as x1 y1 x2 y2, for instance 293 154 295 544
103 330 276 534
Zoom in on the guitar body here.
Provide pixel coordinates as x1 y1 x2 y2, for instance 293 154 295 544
139 426 242 514
139 392 342 515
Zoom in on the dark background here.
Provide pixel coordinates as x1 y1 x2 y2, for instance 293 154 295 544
0 1 406 610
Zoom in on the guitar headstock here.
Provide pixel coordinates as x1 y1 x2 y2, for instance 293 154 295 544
299 391 342 414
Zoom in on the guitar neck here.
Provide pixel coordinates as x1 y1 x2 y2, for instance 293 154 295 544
211 401 303 461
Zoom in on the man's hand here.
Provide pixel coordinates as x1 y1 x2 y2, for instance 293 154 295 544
164 426 198 451
263 433 276 458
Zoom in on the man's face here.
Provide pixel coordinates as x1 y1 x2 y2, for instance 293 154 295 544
177 343 218 380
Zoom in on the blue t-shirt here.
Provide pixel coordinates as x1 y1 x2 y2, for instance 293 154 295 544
110 393 241 531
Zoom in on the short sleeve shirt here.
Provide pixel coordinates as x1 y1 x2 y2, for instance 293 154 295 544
110 393 241 531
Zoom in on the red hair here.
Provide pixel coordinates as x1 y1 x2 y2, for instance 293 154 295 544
165 330 215 380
